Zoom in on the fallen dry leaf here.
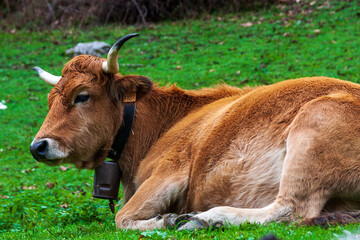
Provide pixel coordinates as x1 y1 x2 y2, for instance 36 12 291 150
60 204 69 208
60 166 68 171
45 182 55 189
241 79 249 85
1 195 9 199
209 69 215 73
314 29 321 33
240 22 254 28
21 169 31 173
22 186 37 190
175 65 183 70
29 96 39 101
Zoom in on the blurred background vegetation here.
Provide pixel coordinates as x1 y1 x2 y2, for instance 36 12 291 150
1 0 285 29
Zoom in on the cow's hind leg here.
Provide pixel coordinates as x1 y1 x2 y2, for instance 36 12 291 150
178 93 360 230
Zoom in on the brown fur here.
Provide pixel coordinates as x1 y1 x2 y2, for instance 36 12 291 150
32 54 360 230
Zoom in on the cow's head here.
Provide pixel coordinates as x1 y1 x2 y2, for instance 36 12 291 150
30 34 152 169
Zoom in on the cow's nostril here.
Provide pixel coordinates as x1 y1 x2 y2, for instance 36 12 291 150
30 140 48 160
37 141 47 154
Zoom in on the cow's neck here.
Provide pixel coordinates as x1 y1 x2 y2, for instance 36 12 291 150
117 85 253 202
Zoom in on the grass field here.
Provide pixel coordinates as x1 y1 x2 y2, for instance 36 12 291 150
1 0 360 239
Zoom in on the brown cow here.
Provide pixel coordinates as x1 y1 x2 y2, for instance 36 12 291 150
31 34 360 230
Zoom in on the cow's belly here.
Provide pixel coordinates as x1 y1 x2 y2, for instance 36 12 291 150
190 145 286 211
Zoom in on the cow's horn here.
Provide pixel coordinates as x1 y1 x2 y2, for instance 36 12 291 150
102 33 139 74
33 66 61 86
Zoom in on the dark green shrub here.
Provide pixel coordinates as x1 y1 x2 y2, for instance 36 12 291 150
1 0 277 29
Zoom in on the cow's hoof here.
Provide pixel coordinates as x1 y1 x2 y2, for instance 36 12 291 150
172 212 197 228
163 213 178 228
177 217 210 230
212 221 224 229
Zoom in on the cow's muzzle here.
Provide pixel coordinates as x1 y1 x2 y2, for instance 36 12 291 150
30 138 68 162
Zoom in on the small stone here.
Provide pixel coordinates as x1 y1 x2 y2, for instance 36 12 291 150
65 41 111 57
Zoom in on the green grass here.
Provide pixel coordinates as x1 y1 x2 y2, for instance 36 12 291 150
1 0 360 239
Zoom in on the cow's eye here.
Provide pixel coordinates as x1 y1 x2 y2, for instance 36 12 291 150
74 94 90 104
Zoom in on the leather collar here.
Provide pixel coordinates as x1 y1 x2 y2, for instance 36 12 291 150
107 103 135 159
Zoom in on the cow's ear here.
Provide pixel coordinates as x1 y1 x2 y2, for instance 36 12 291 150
114 75 153 102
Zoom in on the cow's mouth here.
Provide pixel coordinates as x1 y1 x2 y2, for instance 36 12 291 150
38 158 64 166
68 144 109 169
